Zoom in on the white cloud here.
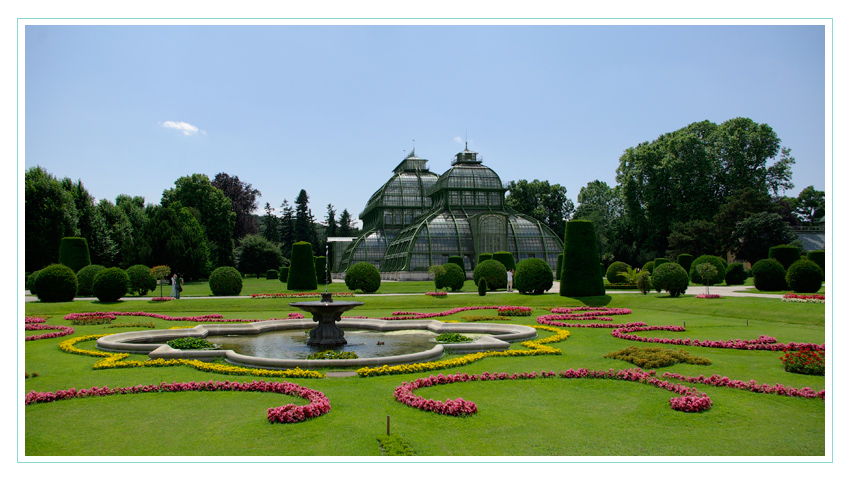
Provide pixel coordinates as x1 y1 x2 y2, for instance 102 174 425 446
160 121 206 136
453 136 463 144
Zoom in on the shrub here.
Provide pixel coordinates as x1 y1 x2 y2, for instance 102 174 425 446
604 346 712 369
447 255 465 274
27 270 41 296
76 264 105 296
473 259 507 291
492 251 516 271
266 269 279 280
478 278 487 296
605 261 631 284
786 259 824 293
769 244 802 270
436 263 465 292
689 255 726 286
208 266 243 296
555 253 564 281
560 220 605 297
315 256 330 284
653 258 670 269
514 258 554 294
724 263 747 286
278 267 290 284
126 264 156 296
636 271 652 294
478 253 493 264
167 337 216 350
34 264 77 302
287 241 318 290
345 262 381 293
780 348 825 376
91 267 129 302
751 258 787 291
642 261 655 274
651 262 689 297
58 237 91 272
676 254 694 275
806 250 825 273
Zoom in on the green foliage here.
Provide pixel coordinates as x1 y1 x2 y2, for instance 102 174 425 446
676 253 694 274
514 258 554 294
76 264 105 296
91 267 129 302
266 269 279 280
307 350 358 360
26 270 42 296
344 262 381 293
34 264 78 302
689 255 726 286
478 253 493 264
651 262 689 297
477 278 488 296
315 256 330 284
278 267 290 284
751 258 787 291
208 266 243 296
555 253 564 281
143 204 209 280
636 270 652 294
769 244 802 270
785 259 824 293
447 255 465 273
505 179 575 240
287 242 318 290
605 261 631 284
435 263 465 292
473 259 507 291
58 237 91 273
642 261 654 274
731 212 796 264
377 435 416 456
780 348 824 376
435 332 473 343
724 263 748 286
604 346 712 369
560 220 605 297
126 264 156 296
167 337 217 350
653 258 669 268
806 250 825 273
666 220 722 262
791 185 825 225
236 234 283 278
492 251 516 271
25 166 80 272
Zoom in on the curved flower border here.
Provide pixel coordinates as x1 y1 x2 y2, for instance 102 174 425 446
25 379 330 424
251 292 354 299
25 317 75 341
64 311 305 323
58 335 323 379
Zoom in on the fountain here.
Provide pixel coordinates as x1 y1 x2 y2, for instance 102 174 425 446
289 292 364 347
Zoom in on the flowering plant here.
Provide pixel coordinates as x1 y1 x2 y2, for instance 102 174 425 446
782 293 825 303
151 297 173 302
780 347 825 375
251 292 354 299
497 306 532 316
425 291 448 297
25 317 75 341
696 294 722 299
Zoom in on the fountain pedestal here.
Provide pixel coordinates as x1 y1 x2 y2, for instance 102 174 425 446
290 293 364 347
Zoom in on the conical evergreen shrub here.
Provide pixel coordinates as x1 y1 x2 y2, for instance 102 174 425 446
287 242 318 290
560 220 605 297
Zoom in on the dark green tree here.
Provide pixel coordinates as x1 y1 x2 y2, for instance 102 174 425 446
666 220 722 260
572 180 622 259
261 202 280 243
338 209 354 237
25 166 80 271
279 199 295 261
791 185 825 225
211 172 260 240
294 189 313 244
506 179 574 240
730 212 797 264
236 234 283 278
142 203 209 279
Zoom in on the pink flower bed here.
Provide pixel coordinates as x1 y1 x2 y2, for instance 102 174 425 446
696 294 722 299
426 291 448 297
24 379 330 424
497 306 533 316
25 317 74 341
251 292 354 299
384 306 534 320
151 297 173 302
63 311 304 323
661 372 825 400
610 324 824 352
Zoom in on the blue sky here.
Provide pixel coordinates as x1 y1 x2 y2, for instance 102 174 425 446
24 24 827 226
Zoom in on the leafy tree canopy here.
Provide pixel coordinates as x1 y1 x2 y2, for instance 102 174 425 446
506 179 574 240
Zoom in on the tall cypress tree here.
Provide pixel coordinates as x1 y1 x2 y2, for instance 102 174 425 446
294 189 312 243
338 209 353 237
262 202 279 243
280 199 295 261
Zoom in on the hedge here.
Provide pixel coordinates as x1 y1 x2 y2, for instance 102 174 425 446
478 253 493 265
448 255 465 273
492 251 516 271
651 263 689 297
76 264 105 296
676 254 694 274
605 261 631 284
555 253 564 281
58 237 91 273
126 264 156 296
724 263 747 286
769 245 801 270
315 256 330 284
287 242 318 290
435 263 465 291
560 220 605 297
806 250 825 273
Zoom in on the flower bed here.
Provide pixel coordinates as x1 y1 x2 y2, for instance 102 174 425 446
610 324 824 352
696 294 722 299
24 379 330 424
25 317 75 341
780 347 825 375
661 372 825 399
782 293 825 303
251 292 354 299
497 306 532 316
425 291 448 297
63 311 304 323
151 297 173 302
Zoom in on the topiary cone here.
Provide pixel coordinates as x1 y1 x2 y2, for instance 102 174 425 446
560 220 605 297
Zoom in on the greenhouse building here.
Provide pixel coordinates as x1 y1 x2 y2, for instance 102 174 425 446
335 145 564 279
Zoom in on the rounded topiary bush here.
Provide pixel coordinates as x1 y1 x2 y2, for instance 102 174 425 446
786 259 824 293
345 262 381 293
642 261 655 274
58 237 91 273
75 264 105 296
278 267 290 284
724 262 747 286
478 278 488 296
806 250 825 273
689 255 726 286
492 251 516 271
651 262 689 297
514 257 554 294
751 258 787 291
605 261 631 284
27 270 42 296
209 266 243 296
126 264 156 296
676 254 694 275
560 220 605 297
287 242 318 290
636 270 652 294
266 269 279 280
91 267 129 302
769 245 801 270
654 258 670 269
34 264 78 302
436 263 466 292
473 259 507 291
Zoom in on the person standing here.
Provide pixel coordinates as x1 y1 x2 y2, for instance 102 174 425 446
507 269 513 292
171 273 181 299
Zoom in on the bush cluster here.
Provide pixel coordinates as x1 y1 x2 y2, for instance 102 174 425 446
209 266 243 296
604 346 712 369
751 258 787 291
651 262 689 297
724 263 747 285
76 264 105 296
689 255 726 286
345 262 381 293
126 264 156 296
514 258 553 294
473 259 507 291
34 264 78 302
92 267 129 302
636 270 653 294
780 348 824 376
435 333 473 343
785 259 823 293
435 263 465 292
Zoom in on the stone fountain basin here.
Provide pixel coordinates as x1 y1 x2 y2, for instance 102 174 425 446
95 319 538 369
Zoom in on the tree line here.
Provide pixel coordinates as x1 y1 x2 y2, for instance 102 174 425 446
25 169 358 279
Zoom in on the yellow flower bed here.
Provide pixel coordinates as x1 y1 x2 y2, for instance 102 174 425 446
355 325 570 377
58 335 323 379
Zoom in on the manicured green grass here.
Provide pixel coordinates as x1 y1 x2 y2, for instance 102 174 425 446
24 290 826 456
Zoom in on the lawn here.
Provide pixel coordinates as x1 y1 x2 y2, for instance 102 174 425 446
23 287 826 457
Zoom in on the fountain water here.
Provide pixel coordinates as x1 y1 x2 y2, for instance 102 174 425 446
289 292 364 347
